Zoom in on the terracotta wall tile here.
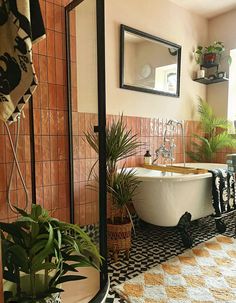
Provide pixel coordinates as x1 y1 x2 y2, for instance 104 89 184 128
41 83 49 109
42 136 51 160
0 0 75 228
46 2 54 30
47 56 56 84
56 85 66 110
50 136 58 160
55 32 63 59
39 55 48 83
50 161 59 185
41 110 50 136
47 30 55 57
54 5 63 32
55 59 64 85
48 83 57 109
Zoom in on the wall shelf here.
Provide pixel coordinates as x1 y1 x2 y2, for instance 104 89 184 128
193 77 228 85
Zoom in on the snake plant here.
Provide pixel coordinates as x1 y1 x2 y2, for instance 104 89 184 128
1 204 101 303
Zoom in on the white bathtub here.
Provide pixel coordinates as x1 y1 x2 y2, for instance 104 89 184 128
131 163 227 227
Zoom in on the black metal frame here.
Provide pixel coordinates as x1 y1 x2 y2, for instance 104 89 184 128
65 0 108 300
29 97 37 204
120 24 182 97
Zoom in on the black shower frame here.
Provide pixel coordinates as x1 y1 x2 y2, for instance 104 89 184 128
65 0 108 301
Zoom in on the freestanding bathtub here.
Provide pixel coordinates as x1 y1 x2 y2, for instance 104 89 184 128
131 163 227 227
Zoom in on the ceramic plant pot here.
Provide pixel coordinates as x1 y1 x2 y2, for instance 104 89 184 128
43 293 61 303
204 53 216 65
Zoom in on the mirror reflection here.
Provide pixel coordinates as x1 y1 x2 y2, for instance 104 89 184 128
120 25 181 97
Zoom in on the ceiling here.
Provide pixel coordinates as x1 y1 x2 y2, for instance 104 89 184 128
169 0 236 19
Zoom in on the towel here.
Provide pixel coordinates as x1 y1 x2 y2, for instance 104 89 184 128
0 0 45 123
208 168 236 217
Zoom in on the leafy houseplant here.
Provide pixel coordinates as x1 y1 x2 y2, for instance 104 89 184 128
187 98 236 162
85 115 142 261
1 205 101 303
194 41 231 65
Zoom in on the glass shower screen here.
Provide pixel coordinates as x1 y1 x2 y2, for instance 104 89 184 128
65 0 108 301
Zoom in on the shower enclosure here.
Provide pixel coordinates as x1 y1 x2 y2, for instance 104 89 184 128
65 0 108 301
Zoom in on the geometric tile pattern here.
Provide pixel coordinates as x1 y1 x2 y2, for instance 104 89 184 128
114 235 236 302
107 214 236 302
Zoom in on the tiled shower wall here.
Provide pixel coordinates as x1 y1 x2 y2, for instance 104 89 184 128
0 0 72 223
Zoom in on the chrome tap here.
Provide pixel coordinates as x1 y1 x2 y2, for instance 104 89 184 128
152 119 186 166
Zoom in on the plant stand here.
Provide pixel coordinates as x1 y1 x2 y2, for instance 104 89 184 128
107 221 132 262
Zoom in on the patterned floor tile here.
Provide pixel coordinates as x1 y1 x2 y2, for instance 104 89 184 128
106 214 236 302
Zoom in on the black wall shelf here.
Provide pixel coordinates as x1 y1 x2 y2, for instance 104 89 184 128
193 77 228 85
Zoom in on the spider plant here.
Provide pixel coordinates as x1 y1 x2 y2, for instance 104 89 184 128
1 204 101 303
187 98 236 162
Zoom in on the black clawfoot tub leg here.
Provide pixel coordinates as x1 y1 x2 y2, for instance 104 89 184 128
177 212 193 248
215 218 226 233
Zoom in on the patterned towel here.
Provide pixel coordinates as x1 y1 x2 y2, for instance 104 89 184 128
208 169 236 218
0 0 45 123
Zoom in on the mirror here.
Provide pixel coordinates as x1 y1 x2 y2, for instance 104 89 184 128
120 25 181 97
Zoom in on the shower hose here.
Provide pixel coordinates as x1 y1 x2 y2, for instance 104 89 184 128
4 116 29 213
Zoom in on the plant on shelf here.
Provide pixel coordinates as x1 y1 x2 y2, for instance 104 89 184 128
187 98 236 162
1 204 101 303
194 41 232 66
85 115 142 262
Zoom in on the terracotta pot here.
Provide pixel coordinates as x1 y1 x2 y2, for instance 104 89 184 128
204 53 216 64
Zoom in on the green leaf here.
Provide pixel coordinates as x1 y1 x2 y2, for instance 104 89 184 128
62 263 78 272
31 204 43 221
33 262 57 272
3 270 17 283
56 275 87 284
30 240 48 256
0 223 22 238
31 222 40 239
14 207 30 218
8 244 29 272
31 223 54 270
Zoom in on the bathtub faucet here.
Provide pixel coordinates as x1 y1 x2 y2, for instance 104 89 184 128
152 119 186 166
152 142 176 165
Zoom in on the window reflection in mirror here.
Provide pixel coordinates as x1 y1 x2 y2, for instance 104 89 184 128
120 25 181 97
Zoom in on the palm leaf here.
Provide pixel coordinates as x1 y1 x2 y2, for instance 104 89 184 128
188 98 236 162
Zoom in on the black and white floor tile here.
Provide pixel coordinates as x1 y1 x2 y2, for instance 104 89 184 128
106 214 236 302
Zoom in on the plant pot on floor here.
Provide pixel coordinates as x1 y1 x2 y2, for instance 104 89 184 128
4 274 62 303
107 219 132 262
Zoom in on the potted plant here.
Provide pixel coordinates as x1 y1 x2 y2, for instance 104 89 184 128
194 41 232 66
85 115 142 262
195 41 224 65
1 204 101 303
187 98 236 162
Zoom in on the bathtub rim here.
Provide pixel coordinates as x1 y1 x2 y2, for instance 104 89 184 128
125 163 227 182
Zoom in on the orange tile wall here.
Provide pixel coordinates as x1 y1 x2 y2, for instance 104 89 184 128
0 0 72 224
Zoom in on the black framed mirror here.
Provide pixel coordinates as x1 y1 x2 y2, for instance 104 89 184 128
120 25 181 97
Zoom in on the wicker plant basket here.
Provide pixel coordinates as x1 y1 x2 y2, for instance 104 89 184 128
107 220 132 262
